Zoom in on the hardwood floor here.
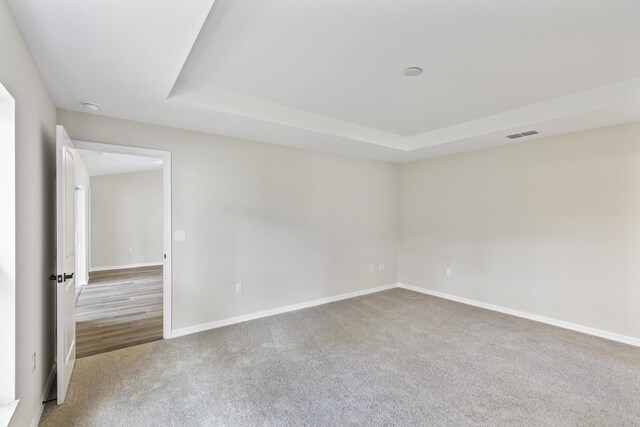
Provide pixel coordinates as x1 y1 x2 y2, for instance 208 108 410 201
76 265 163 358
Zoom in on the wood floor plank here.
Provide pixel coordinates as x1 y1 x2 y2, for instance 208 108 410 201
76 266 163 358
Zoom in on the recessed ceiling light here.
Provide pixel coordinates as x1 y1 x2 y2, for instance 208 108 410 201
403 67 423 77
82 102 100 111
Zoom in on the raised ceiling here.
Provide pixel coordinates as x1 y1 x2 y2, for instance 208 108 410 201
8 0 640 162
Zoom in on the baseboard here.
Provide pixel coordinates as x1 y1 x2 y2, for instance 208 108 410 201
397 283 640 348
90 262 162 272
30 364 55 427
169 281 640 347
171 283 397 338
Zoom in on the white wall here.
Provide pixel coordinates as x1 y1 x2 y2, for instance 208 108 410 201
57 110 640 343
1 1 57 425
399 122 640 340
58 109 399 331
90 170 163 270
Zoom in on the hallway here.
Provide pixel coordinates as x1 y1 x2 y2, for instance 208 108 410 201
75 265 163 358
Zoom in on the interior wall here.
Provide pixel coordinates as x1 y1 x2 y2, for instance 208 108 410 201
90 170 163 270
399 121 640 340
57 109 399 331
1 1 57 426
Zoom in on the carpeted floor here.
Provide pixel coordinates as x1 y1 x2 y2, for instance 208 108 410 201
40 288 640 426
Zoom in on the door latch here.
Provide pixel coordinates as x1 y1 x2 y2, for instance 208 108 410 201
49 274 71 283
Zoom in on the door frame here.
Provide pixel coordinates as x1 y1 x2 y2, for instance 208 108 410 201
72 139 173 339
74 182 88 297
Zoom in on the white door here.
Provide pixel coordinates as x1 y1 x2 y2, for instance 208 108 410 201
56 125 76 404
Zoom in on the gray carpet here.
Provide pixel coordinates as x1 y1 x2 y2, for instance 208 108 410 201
40 288 640 426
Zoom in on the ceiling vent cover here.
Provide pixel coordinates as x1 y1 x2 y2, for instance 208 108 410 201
507 130 538 139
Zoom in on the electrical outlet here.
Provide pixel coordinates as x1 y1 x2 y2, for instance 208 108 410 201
378 263 385 271
128 248 134 254
369 264 374 272
235 283 242 293
32 352 36 373
174 230 187 241
446 268 453 277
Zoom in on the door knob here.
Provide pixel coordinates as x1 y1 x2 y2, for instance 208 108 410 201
64 272 74 281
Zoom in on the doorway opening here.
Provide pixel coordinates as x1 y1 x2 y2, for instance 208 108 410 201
71 142 171 358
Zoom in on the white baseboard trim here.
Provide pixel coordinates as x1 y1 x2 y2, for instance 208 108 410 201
397 283 640 348
171 282 640 348
171 283 397 339
30 364 55 427
90 262 162 272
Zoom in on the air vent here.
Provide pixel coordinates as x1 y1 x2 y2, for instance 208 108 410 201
506 130 538 139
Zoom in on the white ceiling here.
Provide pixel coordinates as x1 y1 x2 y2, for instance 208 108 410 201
8 0 640 162
78 150 162 177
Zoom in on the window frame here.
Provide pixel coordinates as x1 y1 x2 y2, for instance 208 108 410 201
0 81 16 403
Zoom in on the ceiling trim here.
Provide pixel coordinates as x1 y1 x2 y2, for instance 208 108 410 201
169 76 640 154
406 77 640 150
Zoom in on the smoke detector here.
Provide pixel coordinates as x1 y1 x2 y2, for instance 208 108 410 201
403 67 423 77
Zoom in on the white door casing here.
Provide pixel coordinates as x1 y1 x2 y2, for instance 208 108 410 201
56 125 76 404
71 139 172 339
75 184 88 293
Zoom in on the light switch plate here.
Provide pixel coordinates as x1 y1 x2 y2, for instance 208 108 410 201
174 230 187 241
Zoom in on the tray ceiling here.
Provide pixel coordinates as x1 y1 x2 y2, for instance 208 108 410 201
9 0 640 162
